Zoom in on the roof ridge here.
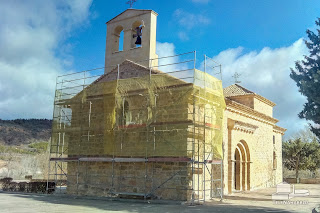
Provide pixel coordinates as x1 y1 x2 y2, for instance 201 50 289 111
233 84 255 94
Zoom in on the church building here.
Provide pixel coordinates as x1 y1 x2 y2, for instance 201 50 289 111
49 9 286 202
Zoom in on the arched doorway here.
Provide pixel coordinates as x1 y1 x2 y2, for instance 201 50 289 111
234 148 241 190
234 140 250 191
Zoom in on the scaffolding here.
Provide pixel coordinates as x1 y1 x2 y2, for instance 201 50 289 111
47 51 225 203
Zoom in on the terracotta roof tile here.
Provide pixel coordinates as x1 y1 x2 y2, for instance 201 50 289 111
223 84 254 97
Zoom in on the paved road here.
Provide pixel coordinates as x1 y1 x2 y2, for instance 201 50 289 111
0 192 296 213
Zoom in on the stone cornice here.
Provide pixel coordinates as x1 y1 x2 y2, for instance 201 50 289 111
273 125 287 135
225 98 279 125
255 94 276 107
231 120 258 134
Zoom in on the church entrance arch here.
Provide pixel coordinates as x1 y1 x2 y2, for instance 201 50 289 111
233 140 250 191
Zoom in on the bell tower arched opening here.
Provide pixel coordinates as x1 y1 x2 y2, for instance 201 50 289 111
113 25 124 52
131 20 144 48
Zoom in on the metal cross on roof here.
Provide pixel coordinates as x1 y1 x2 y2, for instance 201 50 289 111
232 72 242 84
126 0 137 8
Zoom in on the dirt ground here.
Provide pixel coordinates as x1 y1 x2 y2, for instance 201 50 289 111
0 184 319 213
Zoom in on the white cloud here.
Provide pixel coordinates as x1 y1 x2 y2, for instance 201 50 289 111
156 42 193 81
173 9 210 30
205 39 309 137
173 9 210 41
156 42 178 72
156 42 176 58
0 0 93 119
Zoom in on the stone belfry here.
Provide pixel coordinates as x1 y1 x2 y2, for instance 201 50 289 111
105 9 159 73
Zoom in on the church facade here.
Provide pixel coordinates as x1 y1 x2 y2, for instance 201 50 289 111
50 9 285 201
222 84 285 195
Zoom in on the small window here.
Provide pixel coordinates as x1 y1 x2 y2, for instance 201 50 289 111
273 135 275 145
273 151 277 170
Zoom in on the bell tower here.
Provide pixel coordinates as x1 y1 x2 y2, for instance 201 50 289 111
105 9 158 73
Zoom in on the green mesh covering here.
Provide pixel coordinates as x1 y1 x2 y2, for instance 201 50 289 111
51 68 225 159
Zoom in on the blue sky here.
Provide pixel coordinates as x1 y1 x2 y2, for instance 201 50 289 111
0 0 319 137
69 0 320 71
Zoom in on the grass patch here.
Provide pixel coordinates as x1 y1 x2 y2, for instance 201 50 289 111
28 141 49 153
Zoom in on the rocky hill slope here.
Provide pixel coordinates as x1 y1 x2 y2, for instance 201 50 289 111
0 119 52 145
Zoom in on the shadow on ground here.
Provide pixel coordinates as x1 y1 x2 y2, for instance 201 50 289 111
3 192 295 213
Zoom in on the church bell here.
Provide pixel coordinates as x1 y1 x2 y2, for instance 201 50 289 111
135 35 141 45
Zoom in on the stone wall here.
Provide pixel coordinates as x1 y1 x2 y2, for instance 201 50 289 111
226 95 273 117
253 97 273 117
67 70 192 158
67 161 192 200
273 131 283 184
223 104 283 195
227 96 254 109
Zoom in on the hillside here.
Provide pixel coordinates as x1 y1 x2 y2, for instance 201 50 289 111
0 119 52 145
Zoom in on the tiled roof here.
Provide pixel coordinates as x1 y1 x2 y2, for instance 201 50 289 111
70 59 186 102
78 59 186 93
223 84 254 97
223 84 276 107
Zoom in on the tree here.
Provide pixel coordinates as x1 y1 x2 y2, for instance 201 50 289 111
290 18 320 138
291 125 319 143
283 138 320 179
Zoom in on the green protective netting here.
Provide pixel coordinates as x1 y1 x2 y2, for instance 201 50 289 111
51 68 225 159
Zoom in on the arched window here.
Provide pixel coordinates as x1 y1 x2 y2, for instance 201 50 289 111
63 105 72 127
119 100 132 126
114 25 124 52
119 30 124 51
